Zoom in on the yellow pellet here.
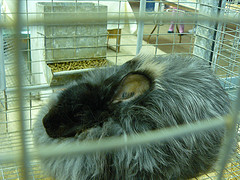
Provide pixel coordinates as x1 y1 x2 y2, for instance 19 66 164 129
48 59 108 73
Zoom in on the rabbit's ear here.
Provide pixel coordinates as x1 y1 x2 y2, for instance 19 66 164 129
111 72 151 104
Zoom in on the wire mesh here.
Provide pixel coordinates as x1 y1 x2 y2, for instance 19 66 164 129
0 0 240 179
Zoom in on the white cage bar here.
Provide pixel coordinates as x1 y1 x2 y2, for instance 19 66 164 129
0 0 240 179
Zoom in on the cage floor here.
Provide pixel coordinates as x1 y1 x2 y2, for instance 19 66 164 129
0 130 52 180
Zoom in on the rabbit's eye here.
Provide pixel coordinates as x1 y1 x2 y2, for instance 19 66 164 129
121 92 135 99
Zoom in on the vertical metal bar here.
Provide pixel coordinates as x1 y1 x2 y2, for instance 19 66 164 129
13 0 30 179
0 0 9 135
193 0 226 64
154 23 160 55
212 20 226 72
189 1 198 54
114 0 122 65
211 0 226 73
3 91 8 133
217 75 240 180
154 2 164 55
171 2 180 54
0 4 6 92
25 0 33 132
136 0 146 54
209 0 226 65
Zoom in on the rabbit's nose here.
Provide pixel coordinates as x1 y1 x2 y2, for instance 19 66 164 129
45 128 59 138
42 107 59 129
42 112 59 135
42 113 51 129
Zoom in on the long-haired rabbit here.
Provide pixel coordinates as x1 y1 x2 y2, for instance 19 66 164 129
34 54 230 180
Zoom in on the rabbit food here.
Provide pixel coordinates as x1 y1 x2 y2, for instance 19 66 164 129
34 54 230 180
48 59 108 72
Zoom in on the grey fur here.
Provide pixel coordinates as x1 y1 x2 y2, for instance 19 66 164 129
33 54 230 180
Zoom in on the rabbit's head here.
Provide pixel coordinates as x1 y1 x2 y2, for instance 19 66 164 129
42 56 164 138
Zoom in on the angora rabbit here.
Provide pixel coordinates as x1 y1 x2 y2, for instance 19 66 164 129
34 54 230 180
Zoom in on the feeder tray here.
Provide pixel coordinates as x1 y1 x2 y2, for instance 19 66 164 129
45 59 110 86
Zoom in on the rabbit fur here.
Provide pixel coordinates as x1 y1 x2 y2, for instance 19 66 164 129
33 54 230 180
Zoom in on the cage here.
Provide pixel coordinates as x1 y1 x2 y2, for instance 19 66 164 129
0 0 239 179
